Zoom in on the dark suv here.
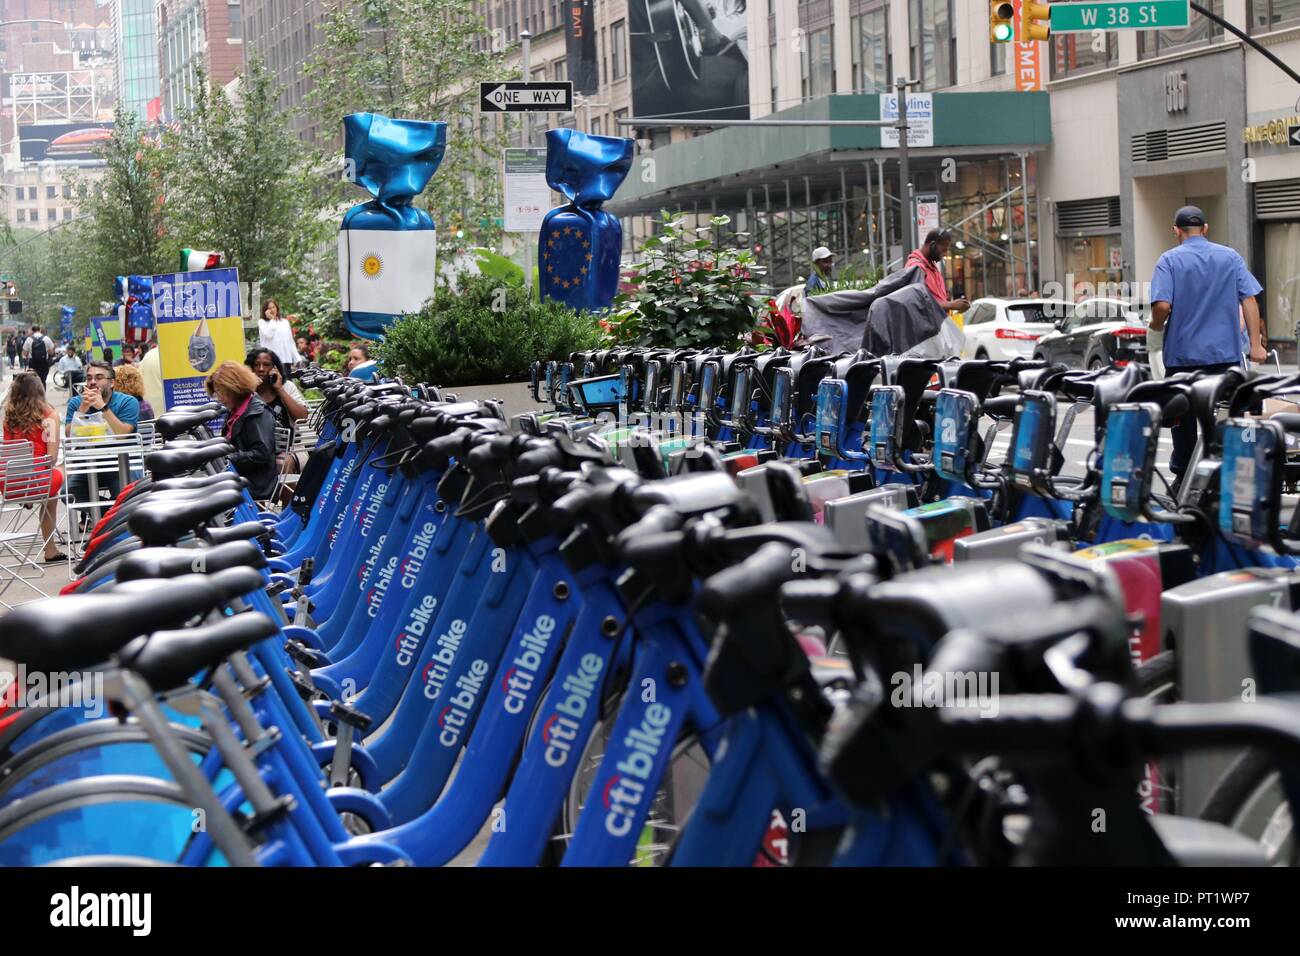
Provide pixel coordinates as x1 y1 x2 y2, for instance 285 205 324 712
1034 298 1148 369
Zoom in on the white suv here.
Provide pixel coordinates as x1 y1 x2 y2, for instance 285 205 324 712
960 298 1072 361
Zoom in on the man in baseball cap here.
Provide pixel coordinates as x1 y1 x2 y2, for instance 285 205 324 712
805 247 835 294
1149 204 1265 483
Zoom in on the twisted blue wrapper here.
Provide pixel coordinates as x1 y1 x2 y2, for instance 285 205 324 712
115 275 154 335
339 113 448 339
539 130 633 313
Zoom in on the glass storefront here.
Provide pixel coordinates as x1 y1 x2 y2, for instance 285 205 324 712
1263 221 1300 340
1056 235 1124 299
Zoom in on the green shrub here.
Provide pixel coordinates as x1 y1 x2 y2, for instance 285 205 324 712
375 272 600 386
603 212 764 348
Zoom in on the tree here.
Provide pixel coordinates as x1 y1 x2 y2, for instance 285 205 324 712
73 107 172 301
305 0 511 262
163 59 330 298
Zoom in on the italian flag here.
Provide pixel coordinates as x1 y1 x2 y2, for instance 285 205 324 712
181 249 223 272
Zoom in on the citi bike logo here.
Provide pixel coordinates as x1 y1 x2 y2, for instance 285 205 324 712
436 658 491 747
501 615 557 715
392 593 440 668
418 614 465 696
541 652 604 768
399 521 437 589
358 480 388 536
602 702 672 837
358 531 388 585
366 554 398 618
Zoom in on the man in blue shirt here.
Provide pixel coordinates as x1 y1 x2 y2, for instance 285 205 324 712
64 360 141 518
1149 205 1265 479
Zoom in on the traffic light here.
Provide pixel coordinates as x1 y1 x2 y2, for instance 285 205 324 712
1016 0 1051 41
990 1 1014 42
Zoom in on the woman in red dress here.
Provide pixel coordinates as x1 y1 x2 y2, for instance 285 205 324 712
2 371 66 562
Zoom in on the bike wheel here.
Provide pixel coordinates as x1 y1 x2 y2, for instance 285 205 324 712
552 690 710 866
1200 747 1296 866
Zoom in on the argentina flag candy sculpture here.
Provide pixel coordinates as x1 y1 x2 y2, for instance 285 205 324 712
539 129 634 312
338 113 447 340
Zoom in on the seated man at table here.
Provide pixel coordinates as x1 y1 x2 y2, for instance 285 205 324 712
64 360 140 516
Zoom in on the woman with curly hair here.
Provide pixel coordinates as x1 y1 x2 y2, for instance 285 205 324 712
112 363 156 421
1 371 66 562
205 361 277 500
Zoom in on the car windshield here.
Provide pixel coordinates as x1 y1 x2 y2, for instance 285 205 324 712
1005 302 1065 324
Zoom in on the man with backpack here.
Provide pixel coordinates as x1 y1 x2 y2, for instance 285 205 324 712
23 325 54 385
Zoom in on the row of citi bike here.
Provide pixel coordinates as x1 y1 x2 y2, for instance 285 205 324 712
3 341 1300 866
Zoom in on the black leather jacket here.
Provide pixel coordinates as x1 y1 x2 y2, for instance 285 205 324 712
226 394 278 499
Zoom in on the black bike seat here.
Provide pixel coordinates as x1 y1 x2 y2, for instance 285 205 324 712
155 408 222 441
202 520 273 547
130 474 247 500
983 395 1018 420
96 484 248 539
1270 412 1300 433
161 436 233 452
127 487 246 545
110 567 265 605
0 571 256 671
117 612 279 692
145 443 233 477
114 541 268 583
1091 363 1145 408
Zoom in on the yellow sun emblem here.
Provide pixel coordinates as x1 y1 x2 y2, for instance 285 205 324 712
361 253 384 278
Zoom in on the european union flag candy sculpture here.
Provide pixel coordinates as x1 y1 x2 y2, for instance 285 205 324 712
539 129 633 312
338 113 447 340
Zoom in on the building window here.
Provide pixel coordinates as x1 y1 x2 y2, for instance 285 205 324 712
1263 221 1300 339
228 2 242 41
770 40 779 110
554 58 566 80
63 207 72 220
850 7 890 93
800 27 834 99
1251 0 1300 32
16 210 24 223
62 185 71 199
1050 30 1118 78
46 186 56 199
601 27 608 84
591 115 602 136
991 41 1006 77
27 187 37 200
611 20 626 79
1139 0 1223 57
909 0 956 89
47 209 57 221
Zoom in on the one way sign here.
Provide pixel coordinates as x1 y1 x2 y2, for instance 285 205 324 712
1289 124 1300 149
480 81 573 113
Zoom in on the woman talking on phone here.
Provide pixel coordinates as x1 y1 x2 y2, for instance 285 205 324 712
245 348 307 436
205 361 277 501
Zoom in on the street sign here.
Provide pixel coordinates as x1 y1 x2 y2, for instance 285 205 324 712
1288 124 1300 148
915 193 941 238
503 148 551 233
480 81 573 112
880 93 934 148
1050 0 1189 31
